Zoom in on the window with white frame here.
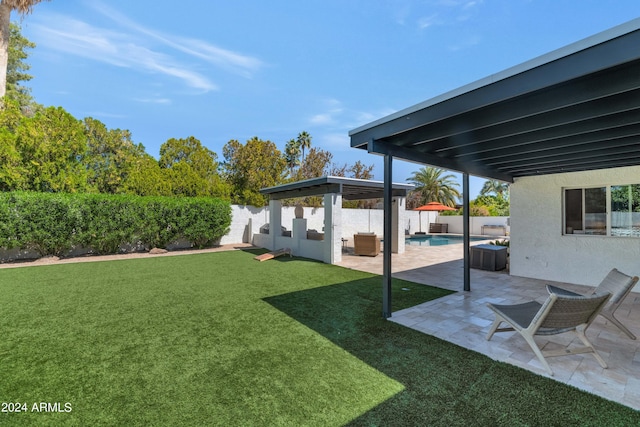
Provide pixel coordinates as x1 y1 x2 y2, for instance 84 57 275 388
611 184 640 236
564 184 640 237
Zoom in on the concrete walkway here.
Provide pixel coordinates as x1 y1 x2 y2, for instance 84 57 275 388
338 243 640 411
0 243 255 269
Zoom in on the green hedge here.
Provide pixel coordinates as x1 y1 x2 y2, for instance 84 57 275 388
0 192 231 257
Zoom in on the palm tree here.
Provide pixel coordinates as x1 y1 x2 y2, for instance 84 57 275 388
0 0 48 99
296 131 311 161
406 166 461 208
480 179 510 199
284 138 301 177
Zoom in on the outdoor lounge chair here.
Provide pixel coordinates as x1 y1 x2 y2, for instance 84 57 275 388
486 291 611 376
546 268 639 339
353 233 380 256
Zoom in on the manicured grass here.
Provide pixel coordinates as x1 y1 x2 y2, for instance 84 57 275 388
1 249 638 426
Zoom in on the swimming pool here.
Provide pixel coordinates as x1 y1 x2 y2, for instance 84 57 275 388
406 234 488 246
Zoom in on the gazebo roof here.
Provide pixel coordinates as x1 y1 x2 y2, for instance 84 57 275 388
260 176 414 200
349 18 640 182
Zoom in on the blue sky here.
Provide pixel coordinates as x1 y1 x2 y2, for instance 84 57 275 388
18 0 640 198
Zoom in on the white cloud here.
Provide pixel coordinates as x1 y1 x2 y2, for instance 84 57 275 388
134 97 172 105
418 14 439 30
30 2 265 93
305 99 398 148
409 0 484 31
90 1 264 78
307 98 344 126
31 16 218 92
310 113 334 125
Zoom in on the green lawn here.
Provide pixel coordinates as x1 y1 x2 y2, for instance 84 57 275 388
1 249 638 426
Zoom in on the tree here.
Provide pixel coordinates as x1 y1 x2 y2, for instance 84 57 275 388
15 105 89 192
283 138 301 177
159 136 229 198
222 137 287 206
83 117 148 194
349 160 374 180
0 98 24 190
472 195 510 216
6 21 34 109
406 166 461 209
296 147 332 181
0 0 48 99
328 160 377 208
480 179 510 199
120 153 172 196
296 131 311 161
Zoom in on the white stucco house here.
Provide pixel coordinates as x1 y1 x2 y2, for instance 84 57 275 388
348 18 640 316
510 166 640 286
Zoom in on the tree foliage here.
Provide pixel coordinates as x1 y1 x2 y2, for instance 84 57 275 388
297 130 311 161
406 167 461 209
159 136 230 198
222 137 287 206
296 147 332 181
284 138 301 176
84 117 148 194
473 179 510 216
0 0 49 98
471 195 510 216
1 25 385 210
15 105 89 192
480 179 510 199
120 153 172 197
5 21 35 109
611 184 640 212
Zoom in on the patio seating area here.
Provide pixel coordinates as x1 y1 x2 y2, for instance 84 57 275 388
338 243 640 411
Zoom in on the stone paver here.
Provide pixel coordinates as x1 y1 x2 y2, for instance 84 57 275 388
338 242 640 411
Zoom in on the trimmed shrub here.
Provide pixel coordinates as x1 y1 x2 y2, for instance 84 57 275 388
178 197 232 248
75 194 144 254
0 192 232 257
0 192 82 256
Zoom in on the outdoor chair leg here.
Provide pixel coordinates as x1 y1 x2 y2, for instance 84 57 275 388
521 333 554 376
575 326 608 368
486 317 503 340
601 312 637 340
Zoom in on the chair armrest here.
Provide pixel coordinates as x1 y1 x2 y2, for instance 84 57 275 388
546 284 581 297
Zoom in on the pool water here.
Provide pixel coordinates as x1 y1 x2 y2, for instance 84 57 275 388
406 234 488 246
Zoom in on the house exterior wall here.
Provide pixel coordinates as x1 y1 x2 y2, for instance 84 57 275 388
510 165 640 289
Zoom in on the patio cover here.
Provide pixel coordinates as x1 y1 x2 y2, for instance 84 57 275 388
348 18 640 317
259 176 414 265
260 176 413 200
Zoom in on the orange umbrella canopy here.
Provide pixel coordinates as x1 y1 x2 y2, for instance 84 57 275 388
414 201 456 211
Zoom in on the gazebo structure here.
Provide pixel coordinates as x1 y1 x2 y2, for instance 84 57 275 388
349 18 640 317
257 176 413 264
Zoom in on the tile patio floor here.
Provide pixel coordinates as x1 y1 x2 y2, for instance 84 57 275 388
337 241 640 411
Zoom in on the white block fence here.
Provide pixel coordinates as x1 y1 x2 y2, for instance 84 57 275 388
221 205 509 245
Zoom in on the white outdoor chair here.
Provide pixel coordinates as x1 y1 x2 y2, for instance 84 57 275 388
486 291 611 376
547 268 639 339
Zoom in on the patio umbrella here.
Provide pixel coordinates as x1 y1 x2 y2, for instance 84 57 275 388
414 201 457 211
414 202 456 232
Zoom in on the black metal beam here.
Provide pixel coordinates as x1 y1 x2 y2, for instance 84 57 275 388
265 183 342 200
389 63 640 151
463 173 470 292
367 139 515 183
382 154 393 318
